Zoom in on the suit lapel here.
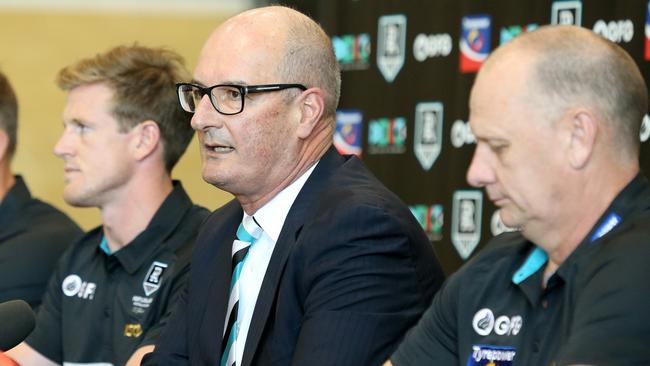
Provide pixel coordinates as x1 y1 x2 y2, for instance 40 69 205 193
196 201 242 364
242 147 345 366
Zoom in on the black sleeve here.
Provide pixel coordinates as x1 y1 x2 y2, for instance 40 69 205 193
141 282 190 366
391 272 461 365
555 228 650 365
23 247 72 363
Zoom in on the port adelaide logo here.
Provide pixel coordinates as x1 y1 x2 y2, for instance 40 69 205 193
452 190 483 260
551 0 582 26
414 102 443 171
377 14 407 82
143 261 168 296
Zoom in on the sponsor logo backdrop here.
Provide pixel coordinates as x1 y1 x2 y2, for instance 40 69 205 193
287 0 650 274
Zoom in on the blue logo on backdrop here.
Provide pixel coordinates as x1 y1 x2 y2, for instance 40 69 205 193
334 110 363 156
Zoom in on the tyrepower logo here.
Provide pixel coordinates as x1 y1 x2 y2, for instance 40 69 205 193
459 15 492 73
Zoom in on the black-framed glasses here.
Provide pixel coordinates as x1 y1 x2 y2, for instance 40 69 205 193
176 83 307 115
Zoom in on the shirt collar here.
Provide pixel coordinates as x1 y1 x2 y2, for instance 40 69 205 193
110 180 194 273
250 162 319 242
513 173 650 285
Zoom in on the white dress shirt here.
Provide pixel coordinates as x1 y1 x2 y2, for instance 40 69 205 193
234 162 318 366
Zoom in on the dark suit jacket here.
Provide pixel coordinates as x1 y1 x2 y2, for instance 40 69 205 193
143 148 444 366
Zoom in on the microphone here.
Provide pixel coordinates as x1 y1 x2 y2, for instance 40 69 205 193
0 300 36 351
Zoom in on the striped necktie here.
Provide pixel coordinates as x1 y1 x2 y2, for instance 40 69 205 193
221 215 262 366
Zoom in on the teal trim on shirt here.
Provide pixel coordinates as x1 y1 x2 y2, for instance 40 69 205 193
99 236 112 256
512 246 548 284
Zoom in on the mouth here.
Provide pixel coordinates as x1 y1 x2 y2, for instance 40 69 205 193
203 142 234 153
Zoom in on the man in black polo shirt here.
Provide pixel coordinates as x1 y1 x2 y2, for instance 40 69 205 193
5 45 208 366
389 25 650 366
0 71 82 310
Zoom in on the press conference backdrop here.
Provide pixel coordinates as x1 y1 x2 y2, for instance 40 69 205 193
281 0 650 274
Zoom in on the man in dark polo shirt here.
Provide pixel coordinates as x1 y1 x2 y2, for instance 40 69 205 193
5 45 208 366
388 26 650 366
0 71 82 310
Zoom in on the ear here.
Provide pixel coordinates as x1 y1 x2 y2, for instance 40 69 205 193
566 109 598 169
0 130 10 162
296 88 326 139
130 120 161 161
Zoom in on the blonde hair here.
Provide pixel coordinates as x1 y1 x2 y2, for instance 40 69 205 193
57 44 194 172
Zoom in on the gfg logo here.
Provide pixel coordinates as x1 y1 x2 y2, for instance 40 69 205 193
472 308 523 337
62 274 97 300
413 33 452 61
593 19 634 43
451 119 476 148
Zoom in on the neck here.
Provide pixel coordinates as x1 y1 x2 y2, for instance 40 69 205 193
540 164 638 279
101 173 173 252
239 121 333 215
0 162 15 202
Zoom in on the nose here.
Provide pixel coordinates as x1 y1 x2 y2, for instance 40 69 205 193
466 143 495 188
53 128 73 159
191 94 224 131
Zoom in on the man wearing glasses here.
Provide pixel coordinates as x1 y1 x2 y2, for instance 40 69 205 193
143 6 444 366
6 45 208 366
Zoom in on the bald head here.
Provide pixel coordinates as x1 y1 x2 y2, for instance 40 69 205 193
481 25 647 162
202 6 341 120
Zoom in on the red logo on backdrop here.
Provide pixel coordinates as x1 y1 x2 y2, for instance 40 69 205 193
645 1 650 60
459 15 492 73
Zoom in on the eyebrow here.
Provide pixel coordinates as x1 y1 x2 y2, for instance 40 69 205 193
190 79 250 87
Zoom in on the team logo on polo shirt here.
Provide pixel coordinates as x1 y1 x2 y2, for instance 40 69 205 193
377 14 407 82
414 102 443 171
143 261 168 296
62 274 97 300
551 1 582 26
467 344 517 366
451 190 482 260
459 15 492 73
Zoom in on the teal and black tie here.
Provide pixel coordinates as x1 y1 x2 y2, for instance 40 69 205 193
221 216 262 366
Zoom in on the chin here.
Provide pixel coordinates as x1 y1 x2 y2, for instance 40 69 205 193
63 191 95 208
